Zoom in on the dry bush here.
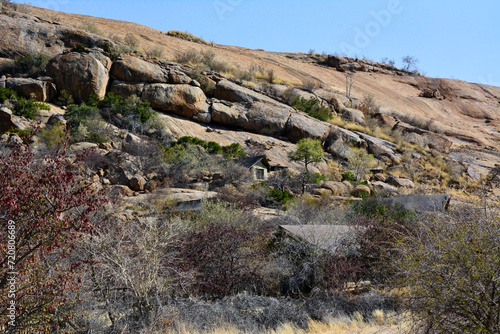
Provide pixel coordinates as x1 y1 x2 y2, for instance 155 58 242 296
166 291 396 333
79 212 187 333
147 46 164 58
79 20 101 35
358 95 379 115
394 206 500 333
167 30 210 45
124 33 140 48
301 80 320 93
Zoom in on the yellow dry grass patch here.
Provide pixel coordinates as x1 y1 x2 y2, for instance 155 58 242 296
166 310 406 334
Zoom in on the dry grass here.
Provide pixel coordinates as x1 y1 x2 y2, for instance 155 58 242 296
167 30 211 45
164 310 407 334
329 117 394 142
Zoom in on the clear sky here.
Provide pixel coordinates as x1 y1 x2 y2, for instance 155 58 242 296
25 0 500 86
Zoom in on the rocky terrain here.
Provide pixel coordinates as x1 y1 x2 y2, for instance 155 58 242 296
0 4 497 184
1 2 500 333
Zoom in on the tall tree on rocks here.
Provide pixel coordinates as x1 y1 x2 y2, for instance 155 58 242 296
288 138 324 193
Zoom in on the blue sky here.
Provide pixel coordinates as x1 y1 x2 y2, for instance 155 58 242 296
27 0 500 86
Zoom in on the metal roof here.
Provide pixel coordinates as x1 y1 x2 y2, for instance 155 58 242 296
279 224 355 252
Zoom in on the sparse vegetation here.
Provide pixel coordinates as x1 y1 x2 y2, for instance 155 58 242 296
14 51 50 76
167 30 210 45
402 55 419 72
123 33 140 48
79 20 101 35
293 96 334 122
0 86 50 119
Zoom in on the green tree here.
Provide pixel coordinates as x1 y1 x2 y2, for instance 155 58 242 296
288 138 324 174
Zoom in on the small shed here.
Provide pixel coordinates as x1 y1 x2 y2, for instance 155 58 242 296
238 155 271 181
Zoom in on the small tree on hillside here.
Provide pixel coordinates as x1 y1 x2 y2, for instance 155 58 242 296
402 55 419 72
288 138 324 175
288 138 324 193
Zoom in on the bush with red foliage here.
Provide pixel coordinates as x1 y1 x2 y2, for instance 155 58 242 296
0 137 108 332
179 223 265 299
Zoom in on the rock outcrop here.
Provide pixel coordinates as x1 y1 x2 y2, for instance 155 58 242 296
47 52 111 102
111 56 169 83
286 112 331 142
0 107 25 133
142 83 210 123
211 100 291 136
4 78 56 101
393 122 452 153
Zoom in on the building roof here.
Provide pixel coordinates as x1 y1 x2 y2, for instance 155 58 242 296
279 224 356 253
381 194 451 212
237 155 270 169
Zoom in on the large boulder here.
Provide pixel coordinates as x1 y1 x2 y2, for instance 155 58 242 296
129 174 146 191
387 176 415 189
211 100 291 136
324 125 365 159
351 184 371 197
286 112 331 142
0 107 25 133
371 181 397 193
356 132 401 162
46 114 66 127
142 83 210 123
5 78 56 102
110 56 168 83
321 181 349 196
341 107 366 125
214 79 278 104
392 121 452 153
46 52 110 102
109 80 145 98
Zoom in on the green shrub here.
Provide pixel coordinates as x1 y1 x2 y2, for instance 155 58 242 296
311 172 327 184
268 188 294 206
72 43 87 53
0 86 18 102
293 96 333 122
351 197 413 222
341 171 356 182
171 136 242 159
108 44 128 60
98 93 155 123
56 90 74 106
223 143 246 159
0 87 50 119
14 52 50 75
66 104 110 143
206 141 222 154
38 124 67 150
13 98 50 120
65 104 100 128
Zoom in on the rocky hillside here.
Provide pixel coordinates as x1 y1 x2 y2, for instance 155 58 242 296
0 2 499 198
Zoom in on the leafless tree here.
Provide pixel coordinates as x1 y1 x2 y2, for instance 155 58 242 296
79 208 187 332
402 55 419 71
345 70 354 100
